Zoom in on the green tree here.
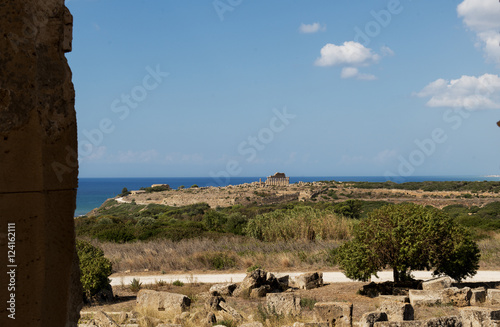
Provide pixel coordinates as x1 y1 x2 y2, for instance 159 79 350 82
120 187 130 196
76 240 113 299
337 203 480 282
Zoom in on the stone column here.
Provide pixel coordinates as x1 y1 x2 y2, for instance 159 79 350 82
0 1 81 326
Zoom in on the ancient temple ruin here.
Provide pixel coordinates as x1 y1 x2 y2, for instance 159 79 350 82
265 172 290 186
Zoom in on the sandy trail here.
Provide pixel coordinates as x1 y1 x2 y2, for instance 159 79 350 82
109 270 500 286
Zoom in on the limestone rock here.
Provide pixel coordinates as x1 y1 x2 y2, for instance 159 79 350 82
441 287 471 307
250 285 272 298
425 316 461 327
136 289 191 314
93 311 120 327
314 302 352 327
487 289 500 305
409 290 442 307
233 269 267 297
219 301 244 321
379 300 414 321
422 277 453 291
0 1 80 326
210 283 237 296
292 272 323 290
360 311 388 327
206 293 225 311
470 287 486 305
460 307 500 326
206 312 217 324
266 293 301 316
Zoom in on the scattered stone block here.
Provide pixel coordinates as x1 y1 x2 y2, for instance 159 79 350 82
374 321 423 326
209 283 237 296
441 287 471 307
314 302 353 327
292 323 329 327
379 295 409 303
422 277 452 291
488 289 500 305
293 272 324 290
360 311 388 327
425 316 461 326
409 290 442 307
233 269 267 297
206 312 216 324
266 293 301 316
206 293 225 311
460 307 500 326
92 311 120 327
470 287 486 305
136 290 191 314
250 285 272 298
219 300 244 321
379 300 414 321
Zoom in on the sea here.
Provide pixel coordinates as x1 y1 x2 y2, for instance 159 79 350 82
75 175 500 217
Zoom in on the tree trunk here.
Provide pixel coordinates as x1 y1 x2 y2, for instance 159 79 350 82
393 267 400 283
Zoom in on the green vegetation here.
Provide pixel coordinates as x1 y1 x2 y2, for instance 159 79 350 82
337 203 480 282
76 240 112 299
245 206 355 242
348 180 500 193
443 202 500 238
119 187 131 197
139 184 171 193
129 278 142 292
300 298 317 310
172 280 184 286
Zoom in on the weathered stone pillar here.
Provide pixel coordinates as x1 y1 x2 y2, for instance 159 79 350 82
0 1 81 326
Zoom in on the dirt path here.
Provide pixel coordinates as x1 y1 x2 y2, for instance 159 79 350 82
109 270 500 286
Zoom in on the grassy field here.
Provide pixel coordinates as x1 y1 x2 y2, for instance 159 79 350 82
76 193 500 274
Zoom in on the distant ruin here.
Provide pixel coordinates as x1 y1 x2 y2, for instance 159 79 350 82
265 172 290 187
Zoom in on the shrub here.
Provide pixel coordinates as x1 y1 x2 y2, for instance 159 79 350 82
172 280 184 287
247 264 262 272
129 278 142 292
300 297 317 310
76 240 112 299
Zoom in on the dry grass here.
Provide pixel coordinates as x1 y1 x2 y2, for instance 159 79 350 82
87 236 341 273
85 230 500 273
477 232 500 269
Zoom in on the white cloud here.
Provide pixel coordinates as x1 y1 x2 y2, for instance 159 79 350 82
380 45 395 57
341 67 377 80
315 41 381 67
415 74 500 110
457 0 500 65
299 22 326 34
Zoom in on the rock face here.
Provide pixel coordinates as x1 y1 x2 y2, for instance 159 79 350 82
0 1 80 327
136 290 191 314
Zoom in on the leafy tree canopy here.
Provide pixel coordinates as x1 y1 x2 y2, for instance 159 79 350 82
337 203 480 282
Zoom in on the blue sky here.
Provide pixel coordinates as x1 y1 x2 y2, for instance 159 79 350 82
66 0 500 179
